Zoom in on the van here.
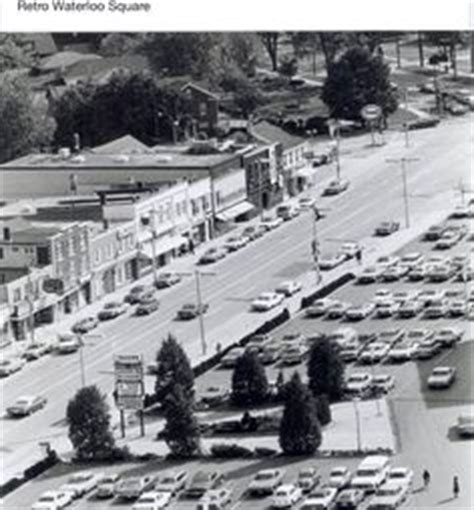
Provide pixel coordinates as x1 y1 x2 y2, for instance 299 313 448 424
456 413 474 437
276 204 299 221
350 455 390 493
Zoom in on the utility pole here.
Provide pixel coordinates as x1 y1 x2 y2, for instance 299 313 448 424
386 157 419 229
148 213 159 287
195 269 207 356
403 88 410 148
257 159 266 220
311 206 321 284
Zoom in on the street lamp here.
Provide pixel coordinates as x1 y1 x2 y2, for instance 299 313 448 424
353 397 362 452
385 157 420 229
311 205 322 284
77 333 102 387
255 159 270 221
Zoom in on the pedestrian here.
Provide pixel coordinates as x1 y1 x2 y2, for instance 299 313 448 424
453 476 460 498
355 248 363 265
188 238 195 255
422 469 431 489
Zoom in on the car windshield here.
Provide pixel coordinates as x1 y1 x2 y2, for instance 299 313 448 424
101 476 116 483
331 468 346 475
138 497 155 503
121 479 139 488
39 496 55 502
377 487 400 496
389 471 405 478
433 368 451 375
104 302 119 309
182 304 195 310
15 398 31 405
255 472 275 480
69 474 92 483
349 375 367 382
374 376 389 383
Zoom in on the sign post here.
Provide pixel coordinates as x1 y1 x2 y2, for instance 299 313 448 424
360 104 382 146
113 355 145 437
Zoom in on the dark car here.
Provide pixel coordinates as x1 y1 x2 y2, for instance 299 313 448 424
198 247 227 264
72 316 99 334
424 225 447 241
155 272 181 289
22 342 51 361
335 488 365 509
97 301 128 320
7 395 47 417
374 221 400 236
135 298 160 316
184 471 224 498
176 303 209 320
242 225 264 241
124 285 149 304
323 179 350 196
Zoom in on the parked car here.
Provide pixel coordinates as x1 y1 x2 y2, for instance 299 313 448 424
434 327 464 347
245 334 273 353
31 491 73 510
381 265 410 281
372 375 395 394
251 292 284 312
196 487 233 510
197 386 230 408
386 467 414 488
275 280 302 297
374 221 400 236
397 300 423 318
323 179 350 196
427 366 456 389
185 471 224 498
435 231 460 249
258 343 282 365
340 342 363 363
219 347 245 368
377 329 405 346
357 266 382 284
426 264 456 282
260 215 284 230
373 289 393 306
334 488 365 510
328 466 352 489
297 467 321 493
326 301 350 319
305 298 337 318
7 395 47 417
298 196 316 210
276 203 300 221
115 475 156 500
423 299 450 319
22 341 51 361
340 242 361 259
242 225 264 241
98 301 127 320
449 299 467 317
199 247 227 264
424 224 447 241
417 289 445 307
60 471 104 499
359 343 390 364
155 272 181 288
56 333 80 354
387 340 419 362
95 473 121 499
300 487 338 510
376 255 400 270
366 482 409 510
135 297 160 316
248 469 285 496
72 316 99 334
375 301 400 318
319 252 347 270
176 302 209 320
399 252 424 270
350 455 390 493
124 285 151 304
154 470 188 495
344 303 375 321
224 235 249 252
455 413 474 437
345 373 373 395
392 290 417 304
0 357 26 377
280 345 307 365
272 484 303 508
414 339 441 360
132 491 172 510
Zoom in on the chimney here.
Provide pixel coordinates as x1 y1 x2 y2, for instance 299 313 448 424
3 227 11 241
73 133 81 153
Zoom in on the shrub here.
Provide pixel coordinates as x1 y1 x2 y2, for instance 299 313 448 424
315 394 332 426
254 446 278 458
210 443 254 459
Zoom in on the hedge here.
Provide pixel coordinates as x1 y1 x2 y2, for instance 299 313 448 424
301 273 355 309
210 443 254 459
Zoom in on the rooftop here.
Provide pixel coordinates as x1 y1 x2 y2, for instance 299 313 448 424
251 120 307 151
39 51 101 72
92 135 150 154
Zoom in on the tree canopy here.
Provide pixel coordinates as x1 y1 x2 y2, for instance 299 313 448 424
231 350 269 407
0 75 55 163
279 372 322 455
307 336 345 402
66 385 117 461
154 334 195 407
321 46 398 121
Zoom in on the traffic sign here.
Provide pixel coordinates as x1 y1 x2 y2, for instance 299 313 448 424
114 354 144 382
360 104 382 121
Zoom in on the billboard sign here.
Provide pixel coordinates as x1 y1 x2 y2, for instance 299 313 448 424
114 354 144 382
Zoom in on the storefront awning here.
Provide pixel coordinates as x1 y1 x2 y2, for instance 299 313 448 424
139 235 188 259
296 167 317 179
216 201 255 222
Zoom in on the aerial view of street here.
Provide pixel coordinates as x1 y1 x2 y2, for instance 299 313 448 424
0 29 472 510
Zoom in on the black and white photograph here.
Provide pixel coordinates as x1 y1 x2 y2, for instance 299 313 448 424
0 20 472 510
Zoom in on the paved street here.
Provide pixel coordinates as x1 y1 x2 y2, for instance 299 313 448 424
0 116 472 496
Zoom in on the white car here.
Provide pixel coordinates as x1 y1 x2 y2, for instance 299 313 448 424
297 467 321 493
95 473 121 499
132 491 172 510
327 327 358 348
373 289 393 306
197 488 233 510
328 466 352 489
31 491 73 510
435 327 464 348
386 467 414 488
60 471 104 498
372 374 396 393
367 482 409 510
305 298 337 318
224 235 248 252
0 357 26 377
375 301 400 318
359 343 390 364
272 484 303 508
376 255 400 269
345 373 373 395
399 252 424 270
300 487 338 510
387 341 419 362
392 290 417 304
357 266 382 284
154 470 188 495
275 280 302 297
319 252 347 270
260 215 284 230
344 303 375 320
340 242 361 259
251 292 284 312
56 334 80 354
326 301 350 319
427 366 456 389
298 197 316 210
248 469 285 496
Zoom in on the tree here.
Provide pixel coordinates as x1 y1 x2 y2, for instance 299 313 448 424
279 372 322 455
258 32 280 71
0 34 34 72
162 383 201 458
66 385 117 461
99 32 142 57
315 393 332 426
221 33 259 77
307 337 345 402
318 32 348 74
231 350 269 407
0 75 55 163
155 334 195 407
220 68 264 118
279 56 298 79
417 32 425 68
321 46 398 122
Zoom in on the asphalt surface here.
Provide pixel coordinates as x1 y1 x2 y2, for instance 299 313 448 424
0 116 472 504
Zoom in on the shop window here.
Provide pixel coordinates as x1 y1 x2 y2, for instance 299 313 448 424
0 248 3 259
